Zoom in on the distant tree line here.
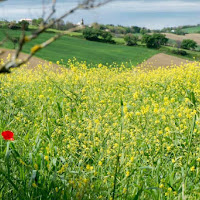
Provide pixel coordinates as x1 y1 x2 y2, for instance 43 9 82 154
32 18 78 31
90 22 151 35
33 20 152 35
0 20 29 30
0 19 152 35
30 19 153 35
0 18 78 31
47 19 77 31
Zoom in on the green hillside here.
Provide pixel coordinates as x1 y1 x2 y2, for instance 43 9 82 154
182 26 200 33
0 29 158 67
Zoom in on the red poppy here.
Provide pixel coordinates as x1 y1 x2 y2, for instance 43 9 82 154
1 131 14 141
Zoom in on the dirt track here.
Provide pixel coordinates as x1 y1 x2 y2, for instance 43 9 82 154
164 33 200 45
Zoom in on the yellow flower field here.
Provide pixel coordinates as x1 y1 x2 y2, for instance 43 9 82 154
1 60 200 199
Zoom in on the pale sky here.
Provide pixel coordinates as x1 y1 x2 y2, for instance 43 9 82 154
0 0 200 29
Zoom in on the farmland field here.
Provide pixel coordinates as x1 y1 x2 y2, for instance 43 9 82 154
182 26 200 34
1 60 200 199
164 33 200 45
0 29 158 66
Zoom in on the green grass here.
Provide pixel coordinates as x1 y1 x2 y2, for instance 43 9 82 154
113 37 125 45
182 26 200 34
67 31 83 38
0 28 158 66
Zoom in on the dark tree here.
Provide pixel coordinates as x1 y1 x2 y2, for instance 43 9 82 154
83 27 114 43
18 20 29 30
83 27 100 41
124 34 138 46
181 39 197 50
142 33 168 49
100 31 114 43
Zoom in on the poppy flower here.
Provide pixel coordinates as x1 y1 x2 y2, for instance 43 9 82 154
1 131 14 141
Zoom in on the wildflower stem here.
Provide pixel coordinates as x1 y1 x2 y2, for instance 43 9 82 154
112 99 124 200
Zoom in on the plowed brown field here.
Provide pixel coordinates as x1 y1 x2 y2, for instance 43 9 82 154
164 33 200 45
138 53 193 70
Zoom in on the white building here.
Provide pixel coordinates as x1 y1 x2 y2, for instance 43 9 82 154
19 18 32 25
77 19 84 26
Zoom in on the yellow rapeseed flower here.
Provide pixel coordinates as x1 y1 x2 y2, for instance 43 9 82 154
32 183 37 188
126 171 130 177
190 166 195 172
44 156 49 161
34 164 38 170
159 184 164 189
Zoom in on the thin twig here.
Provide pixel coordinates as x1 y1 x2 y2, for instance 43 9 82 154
0 0 112 73
112 99 124 200
44 0 56 24
14 26 25 60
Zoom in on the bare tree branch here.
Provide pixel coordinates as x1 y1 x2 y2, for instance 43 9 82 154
44 0 56 24
0 0 112 73
0 26 83 72
42 0 46 20
14 27 26 60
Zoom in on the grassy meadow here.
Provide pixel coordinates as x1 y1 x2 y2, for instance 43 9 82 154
1 59 200 199
0 29 158 67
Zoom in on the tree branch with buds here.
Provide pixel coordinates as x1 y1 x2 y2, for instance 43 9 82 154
0 0 112 73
